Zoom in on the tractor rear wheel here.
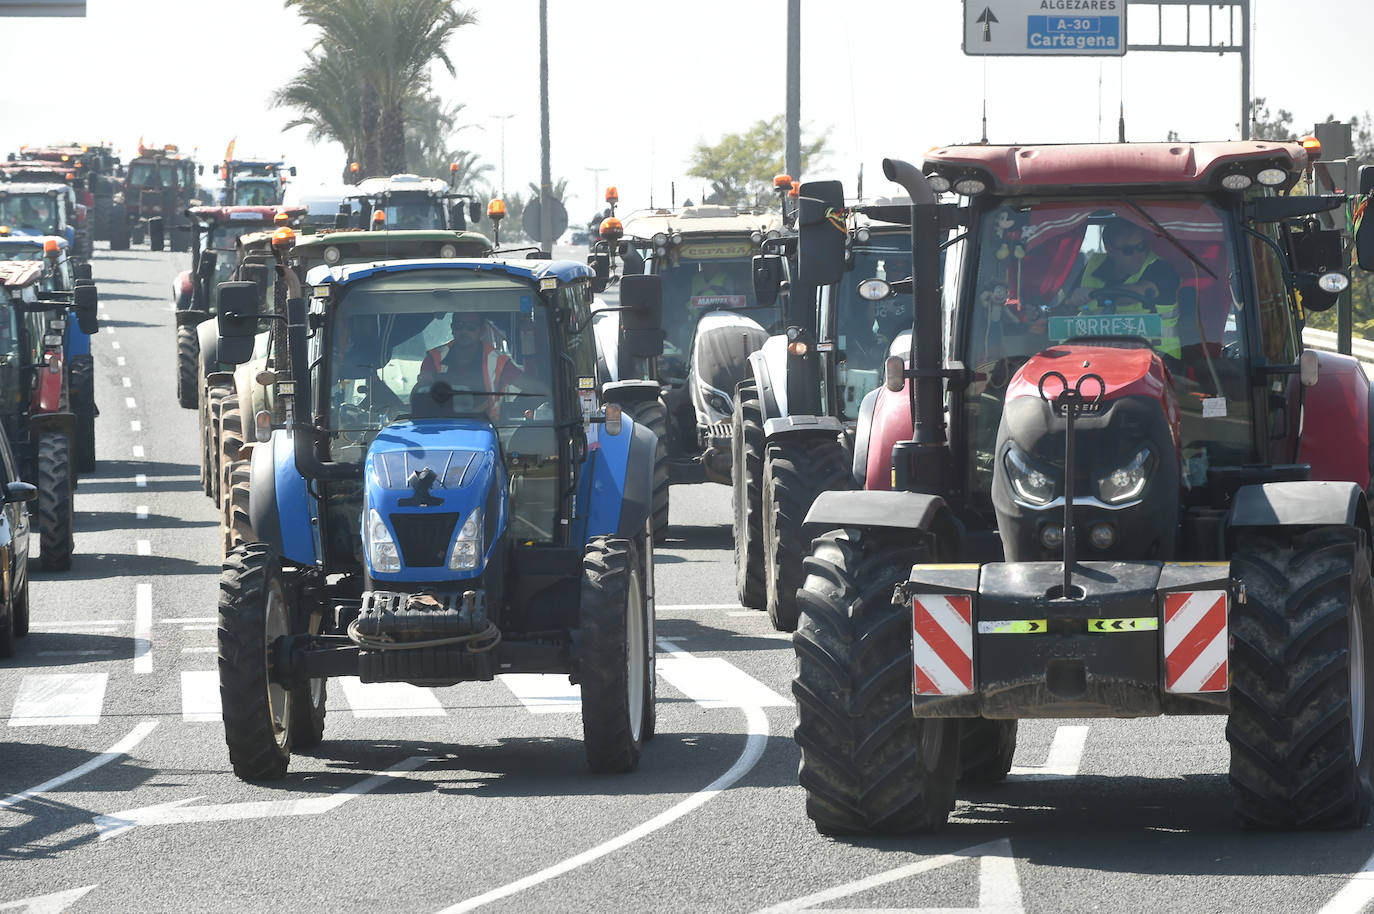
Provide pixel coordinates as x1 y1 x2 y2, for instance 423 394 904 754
959 719 1018 783
762 435 850 632
1228 526 1374 829
37 432 73 571
793 528 958 835
731 381 765 608
579 535 649 773
223 459 254 557
108 205 130 251
149 217 164 252
176 326 199 409
620 398 669 537
70 355 97 474
219 542 294 780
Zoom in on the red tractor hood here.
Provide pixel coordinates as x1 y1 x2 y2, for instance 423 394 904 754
1006 345 1173 407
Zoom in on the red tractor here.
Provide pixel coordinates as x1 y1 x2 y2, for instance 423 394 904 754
10 143 120 241
109 143 202 252
792 141 1374 834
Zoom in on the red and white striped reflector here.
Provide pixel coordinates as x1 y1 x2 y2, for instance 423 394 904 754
912 594 974 696
1163 590 1228 693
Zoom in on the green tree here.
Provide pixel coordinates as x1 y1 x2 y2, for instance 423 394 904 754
276 0 477 175
403 94 493 192
1248 97 1297 141
686 116 828 207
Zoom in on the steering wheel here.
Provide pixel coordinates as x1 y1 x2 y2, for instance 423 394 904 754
1082 285 1148 314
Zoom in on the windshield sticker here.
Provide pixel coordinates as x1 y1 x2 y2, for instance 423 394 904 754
690 294 747 309
1048 313 1163 342
1202 397 1227 418
678 241 754 260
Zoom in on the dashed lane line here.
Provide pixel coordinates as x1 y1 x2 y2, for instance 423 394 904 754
133 584 152 674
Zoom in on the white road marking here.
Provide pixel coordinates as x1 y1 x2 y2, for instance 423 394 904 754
136 539 150 556
181 624 215 631
93 756 432 840
657 603 743 611
752 838 1023 914
161 617 215 624
125 397 136 408
337 676 445 717
1320 848 1374 914
135 505 148 519
135 474 146 487
8 673 109 726
129 419 139 431
109 340 118 348
0 886 99 913
133 584 152 674
181 671 221 722
0 721 158 810
121 377 131 388
436 703 771 914
500 673 581 714
181 647 216 653
132 445 145 458
655 638 789 708
1008 725 1088 780
117 356 126 366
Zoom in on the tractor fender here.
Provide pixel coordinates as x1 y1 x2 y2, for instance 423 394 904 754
64 311 92 359
763 414 844 443
748 336 789 422
601 380 661 406
28 410 77 443
198 319 221 376
583 413 657 540
1227 480 1369 539
1298 351 1373 491
590 307 621 385
34 353 65 415
850 386 881 487
175 307 210 329
249 429 316 566
802 489 960 558
173 270 192 310
861 382 914 491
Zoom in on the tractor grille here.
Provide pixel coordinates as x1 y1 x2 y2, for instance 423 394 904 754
390 512 460 568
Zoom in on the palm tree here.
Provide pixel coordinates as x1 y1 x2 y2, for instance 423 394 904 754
281 0 477 175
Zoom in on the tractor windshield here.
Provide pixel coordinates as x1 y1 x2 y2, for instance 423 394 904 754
204 222 263 251
128 162 180 188
959 196 1260 500
655 239 774 362
374 193 446 230
0 194 59 233
233 180 278 206
830 232 912 418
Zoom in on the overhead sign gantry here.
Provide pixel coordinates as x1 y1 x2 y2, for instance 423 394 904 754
963 0 1127 57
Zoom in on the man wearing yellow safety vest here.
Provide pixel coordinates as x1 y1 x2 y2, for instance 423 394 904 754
1064 219 1182 358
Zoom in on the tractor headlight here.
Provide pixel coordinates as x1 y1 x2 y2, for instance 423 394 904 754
439 242 459 258
367 508 401 573
448 507 483 571
1097 446 1153 504
1004 446 1054 506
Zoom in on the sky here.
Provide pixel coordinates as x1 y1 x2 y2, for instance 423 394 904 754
2 0 1370 230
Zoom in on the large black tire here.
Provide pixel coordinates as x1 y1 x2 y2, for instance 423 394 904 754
177 326 199 410
579 536 649 774
70 355 97 474
36 432 74 572
170 218 188 253
219 398 244 513
731 381 765 608
108 204 130 251
92 197 111 242
149 217 164 252
959 719 1018 783
793 528 959 835
223 459 253 557
203 384 230 501
0 597 13 659
218 543 294 780
620 398 669 536
13 575 28 638
1228 526 1374 829
763 436 851 632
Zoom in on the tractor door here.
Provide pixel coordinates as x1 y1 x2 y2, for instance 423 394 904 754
1245 226 1303 464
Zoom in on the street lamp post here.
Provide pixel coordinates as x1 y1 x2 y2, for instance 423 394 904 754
490 114 515 197
585 166 607 217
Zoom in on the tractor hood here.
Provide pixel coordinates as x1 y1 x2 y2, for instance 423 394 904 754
362 418 505 582
691 310 769 425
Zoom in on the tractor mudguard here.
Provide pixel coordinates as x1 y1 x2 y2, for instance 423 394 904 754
28 410 77 442
173 270 192 310
1227 480 1368 535
34 353 65 415
591 308 622 385
802 489 958 557
249 429 316 566
851 386 881 487
762 414 844 443
64 312 92 359
748 336 789 422
197 319 221 374
862 383 914 491
583 414 657 539
601 380 660 405
1298 351 1373 491
176 308 210 328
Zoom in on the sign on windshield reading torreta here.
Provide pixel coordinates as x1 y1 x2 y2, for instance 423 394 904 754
963 0 1126 57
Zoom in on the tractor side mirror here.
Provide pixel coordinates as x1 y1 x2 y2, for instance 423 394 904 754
798 180 848 288
618 274 663 359
1294 227 1347 308
3 481 36 504
216 281 260 365
449 203 467 230
752 254 784 308
588 252 611 293
239 262 272 308
72 282 98 335
290 166 298 177
198 164 205 175
73 262 92 282
197 249 218 282
469 201 482 225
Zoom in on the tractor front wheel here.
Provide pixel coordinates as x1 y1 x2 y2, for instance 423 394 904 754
70 355 97 474
762 435 850 632
620 398 669 537
731 381 765 608
959 719 1018 783
176 326 199 409
149 217 164 252
218 542 294 780
1228 526 1374 828
36 432 74 571
579 536 649 773
108 205 130 251
793 528 958 835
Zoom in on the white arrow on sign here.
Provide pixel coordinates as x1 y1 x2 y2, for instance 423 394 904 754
753 838 1023 914
0 886 97 913
92 756 431 840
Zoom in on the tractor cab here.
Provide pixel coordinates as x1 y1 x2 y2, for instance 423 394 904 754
0 183 76 250
112 143 202 251
343 175 479 232
220 159 291 207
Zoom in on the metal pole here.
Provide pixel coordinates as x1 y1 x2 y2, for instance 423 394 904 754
785 0 801 181
539 0 552 253
586 166 606 215
490 115 514 198
1239 0 1251 140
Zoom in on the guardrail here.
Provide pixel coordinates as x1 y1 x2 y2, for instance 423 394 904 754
1302 327 1374 369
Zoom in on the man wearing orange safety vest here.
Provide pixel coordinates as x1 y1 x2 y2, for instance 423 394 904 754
1064 219 1182 358
420 313 528 417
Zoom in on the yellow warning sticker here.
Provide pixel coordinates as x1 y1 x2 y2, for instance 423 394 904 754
678 241 754 260
977 619 1046 634
1087 617 1159 633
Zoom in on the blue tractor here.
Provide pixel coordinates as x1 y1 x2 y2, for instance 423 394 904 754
213 243 664 779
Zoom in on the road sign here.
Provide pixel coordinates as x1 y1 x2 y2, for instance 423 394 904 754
522 197 569 243
964 0 1127 57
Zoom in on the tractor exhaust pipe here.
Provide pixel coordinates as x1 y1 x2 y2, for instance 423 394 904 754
883 158 951 494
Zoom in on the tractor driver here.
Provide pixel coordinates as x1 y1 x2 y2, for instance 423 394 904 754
1062 218 1183 359
418 312 535 419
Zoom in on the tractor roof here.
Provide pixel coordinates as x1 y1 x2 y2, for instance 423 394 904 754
620 206 781 239
0 235 67 250
924 141 1309 194
322 257 593 288
294 228 490 249
188 204 306 224
0 260 42 292
0 183 70 195
350 174 451 197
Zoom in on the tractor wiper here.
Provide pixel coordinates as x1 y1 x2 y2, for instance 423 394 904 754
1114 197 1216 281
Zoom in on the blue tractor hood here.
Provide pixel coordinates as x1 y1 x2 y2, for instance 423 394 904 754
362 419 506 582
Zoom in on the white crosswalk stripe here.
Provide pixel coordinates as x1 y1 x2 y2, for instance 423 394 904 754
180 671 221 722
336 677 447 718
8 674 109 726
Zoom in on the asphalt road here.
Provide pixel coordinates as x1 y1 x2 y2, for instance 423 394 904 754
2 243 1374 913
